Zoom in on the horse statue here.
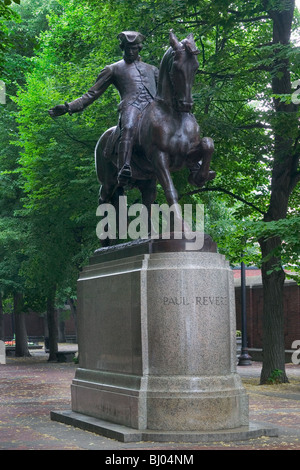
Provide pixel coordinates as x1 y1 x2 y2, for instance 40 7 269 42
95 31 215 240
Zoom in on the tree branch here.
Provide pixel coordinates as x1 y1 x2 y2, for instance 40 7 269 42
237 123 272 130
179 186 266 215
255 42 274 48
50 115 95 149
147 12 207 35
227 9 270 22
197 64 272 79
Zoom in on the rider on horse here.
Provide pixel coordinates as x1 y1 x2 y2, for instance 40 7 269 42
49 31 159 186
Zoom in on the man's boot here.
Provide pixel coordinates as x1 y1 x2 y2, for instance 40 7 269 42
118 140 132 185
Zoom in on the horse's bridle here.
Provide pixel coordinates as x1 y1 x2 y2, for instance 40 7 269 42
169 50 196 112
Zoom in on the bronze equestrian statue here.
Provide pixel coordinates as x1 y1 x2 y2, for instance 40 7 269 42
49 30 215 235
49 31 159 185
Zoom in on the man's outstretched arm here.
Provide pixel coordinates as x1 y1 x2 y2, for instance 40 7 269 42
49 66 113 117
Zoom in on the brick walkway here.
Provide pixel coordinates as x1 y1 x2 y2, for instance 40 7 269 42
0 346 300 451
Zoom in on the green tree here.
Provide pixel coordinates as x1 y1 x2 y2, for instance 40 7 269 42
90 0 300 383
13 0 112 359
7 0 300 377
0 0 21 74
0 84 30 355
0 0 65 357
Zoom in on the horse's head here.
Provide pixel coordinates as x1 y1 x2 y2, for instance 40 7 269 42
168 31 200 113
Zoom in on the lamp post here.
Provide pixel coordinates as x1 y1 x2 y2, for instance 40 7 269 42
238 260 252 366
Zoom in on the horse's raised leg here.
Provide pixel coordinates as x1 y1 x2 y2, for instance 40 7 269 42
199 137 215 178
187 137 216 187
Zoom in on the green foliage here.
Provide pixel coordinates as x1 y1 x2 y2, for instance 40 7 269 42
267 369 284 384
0 0 20 19
0 0 299 318
247 216 300 282
0 0 21 75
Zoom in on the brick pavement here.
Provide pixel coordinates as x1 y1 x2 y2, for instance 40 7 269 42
0 345 300 451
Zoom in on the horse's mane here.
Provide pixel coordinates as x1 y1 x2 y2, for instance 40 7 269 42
160 47 174 71
156 47 174 97
156 37 198 94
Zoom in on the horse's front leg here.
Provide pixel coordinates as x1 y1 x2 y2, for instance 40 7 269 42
136 178 157 236
152 150 187 233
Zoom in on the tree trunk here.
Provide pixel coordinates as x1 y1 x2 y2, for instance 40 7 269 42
259 237 288 383
47 285 58 361
259 0 298 384
67 297 77 342
58 308 66 342
14 292 31 357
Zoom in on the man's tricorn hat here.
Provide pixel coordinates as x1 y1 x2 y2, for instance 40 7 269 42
118 31 145 49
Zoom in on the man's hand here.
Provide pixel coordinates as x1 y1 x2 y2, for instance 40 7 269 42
48 104 68 117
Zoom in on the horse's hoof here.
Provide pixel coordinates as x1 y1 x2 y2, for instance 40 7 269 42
188 169 216 187
207 170 216 181
188 171 205 187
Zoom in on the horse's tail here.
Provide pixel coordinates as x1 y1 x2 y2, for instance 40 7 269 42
95 126 117 183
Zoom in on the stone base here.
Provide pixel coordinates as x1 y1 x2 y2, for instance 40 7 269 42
0 340 5 364
60 236 252 435
70 369 249 432
51 410 278 443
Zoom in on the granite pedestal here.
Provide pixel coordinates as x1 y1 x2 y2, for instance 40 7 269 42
51 236 278 442
0 340 5 365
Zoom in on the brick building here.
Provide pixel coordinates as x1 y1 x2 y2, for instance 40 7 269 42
3 307 77 343
234 267 300 353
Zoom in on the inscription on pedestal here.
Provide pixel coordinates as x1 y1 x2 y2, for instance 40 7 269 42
162 296 228 306
95 400 130 422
